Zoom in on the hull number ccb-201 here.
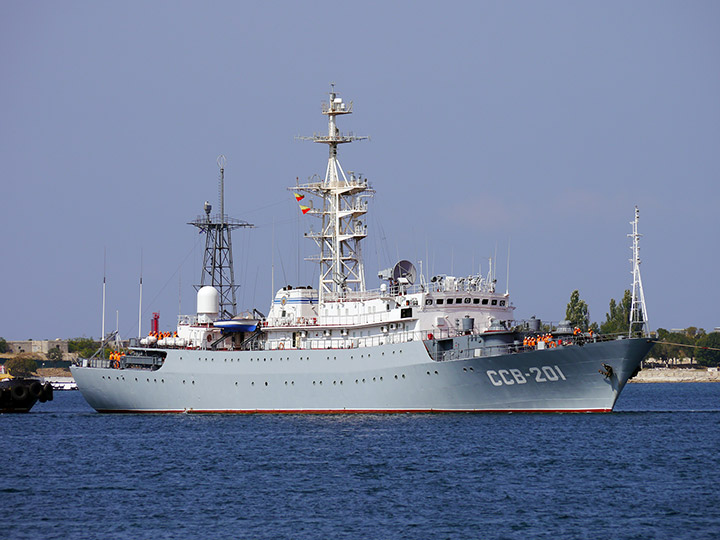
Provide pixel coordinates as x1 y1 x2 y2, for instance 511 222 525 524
486 366 567 386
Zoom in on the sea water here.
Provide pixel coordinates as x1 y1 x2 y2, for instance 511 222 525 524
2 384 719 540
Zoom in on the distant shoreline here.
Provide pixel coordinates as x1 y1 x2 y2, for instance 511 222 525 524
630 368 720 383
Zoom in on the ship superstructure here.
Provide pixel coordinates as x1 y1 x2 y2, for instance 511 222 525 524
261 87 515 351
71 88 654 414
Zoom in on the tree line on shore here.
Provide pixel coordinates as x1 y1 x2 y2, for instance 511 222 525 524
565 289 720 367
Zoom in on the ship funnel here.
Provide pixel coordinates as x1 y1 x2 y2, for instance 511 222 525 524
197 286 219 323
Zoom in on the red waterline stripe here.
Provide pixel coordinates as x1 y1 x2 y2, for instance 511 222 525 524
97 407 612 414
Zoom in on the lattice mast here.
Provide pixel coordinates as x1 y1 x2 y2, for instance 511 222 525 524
629 206 648 336
296 86 372 302
189 155 253 319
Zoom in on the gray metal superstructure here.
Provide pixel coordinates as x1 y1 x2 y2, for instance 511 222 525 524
72 88 653 413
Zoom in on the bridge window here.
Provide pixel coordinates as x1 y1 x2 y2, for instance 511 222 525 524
425 299 433 305
473 298 480 304
482 299 489 305
447 298 453 305
437 299 444 305
491 299 498 306
464 298 471 304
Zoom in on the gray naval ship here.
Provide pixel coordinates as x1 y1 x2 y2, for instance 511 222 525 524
71 88 653 413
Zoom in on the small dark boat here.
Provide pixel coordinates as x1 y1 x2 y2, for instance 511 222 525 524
0 377 54 413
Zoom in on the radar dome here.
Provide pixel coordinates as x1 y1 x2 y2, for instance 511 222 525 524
197 286 220 322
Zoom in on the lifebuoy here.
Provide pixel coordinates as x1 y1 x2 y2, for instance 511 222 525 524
278 342 285 350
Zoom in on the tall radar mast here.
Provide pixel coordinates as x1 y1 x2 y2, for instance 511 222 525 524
295 85 373 302
189 155 253 319
629 206 648 337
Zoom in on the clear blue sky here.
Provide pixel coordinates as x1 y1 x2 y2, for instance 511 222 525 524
1 1 718 341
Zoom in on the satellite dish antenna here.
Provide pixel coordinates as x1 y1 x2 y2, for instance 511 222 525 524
392 260 417 286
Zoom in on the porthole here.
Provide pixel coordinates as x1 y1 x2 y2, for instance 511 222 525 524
434 370 439 375
135 378 138 382
463 368 467 372
426 371 430 375
362 378 366 383
235 382 238 386
252 382 255 386
265 382 268 386
192 381 195 385
402 374 406 379
373 377 376 382
379 377 383 381
394 375 398 379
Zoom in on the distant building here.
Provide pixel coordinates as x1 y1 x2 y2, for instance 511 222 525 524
7 339 69 355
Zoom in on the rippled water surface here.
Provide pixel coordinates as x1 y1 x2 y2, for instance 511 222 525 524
2 383 720 539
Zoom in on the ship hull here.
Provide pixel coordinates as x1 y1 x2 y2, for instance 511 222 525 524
71 337 653 413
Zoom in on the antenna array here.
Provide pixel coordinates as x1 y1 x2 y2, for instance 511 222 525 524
629 206 648 336
188 156 254 319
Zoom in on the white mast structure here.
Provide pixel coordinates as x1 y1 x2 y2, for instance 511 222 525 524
296 85 372 302
629 205 648 336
